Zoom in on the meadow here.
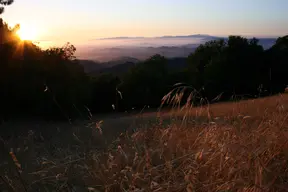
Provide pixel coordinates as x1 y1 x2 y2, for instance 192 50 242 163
1 93 288 191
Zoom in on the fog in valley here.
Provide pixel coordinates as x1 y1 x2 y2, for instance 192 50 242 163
74 35 276 62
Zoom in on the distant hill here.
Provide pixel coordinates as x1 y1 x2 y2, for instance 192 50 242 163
77 60 103 73
90 62 136 76
84 46 197 61
78 57 140 74
97 34 216 40
158 34 216 39
78 36 276 74
77 35 277 62
258 38 277 49
82 57 188 76
102 57 140 68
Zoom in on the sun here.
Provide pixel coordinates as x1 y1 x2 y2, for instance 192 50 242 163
17 25 38 41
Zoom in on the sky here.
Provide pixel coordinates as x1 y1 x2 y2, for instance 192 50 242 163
2 0 288 47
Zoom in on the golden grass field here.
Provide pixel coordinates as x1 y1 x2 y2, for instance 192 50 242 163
1 94 288 191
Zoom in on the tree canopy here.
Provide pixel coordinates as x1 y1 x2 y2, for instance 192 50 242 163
0 0 13 14
0 20 90 121
0 19 287 121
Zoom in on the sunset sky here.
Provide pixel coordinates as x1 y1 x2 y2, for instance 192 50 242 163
2 0 288 47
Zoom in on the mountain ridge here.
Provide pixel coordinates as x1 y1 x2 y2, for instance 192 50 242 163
91 34 278 41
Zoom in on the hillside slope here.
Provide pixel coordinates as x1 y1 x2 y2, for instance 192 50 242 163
1 94 288 191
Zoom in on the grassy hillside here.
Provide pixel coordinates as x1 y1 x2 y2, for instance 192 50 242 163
1 94 288 191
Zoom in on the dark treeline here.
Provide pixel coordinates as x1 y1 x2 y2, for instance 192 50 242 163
1 19 288 121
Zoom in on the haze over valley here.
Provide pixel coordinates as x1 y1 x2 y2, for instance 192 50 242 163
75 35 277 74
75 35 277 63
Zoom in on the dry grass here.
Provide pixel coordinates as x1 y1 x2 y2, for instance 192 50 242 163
1 94 288 191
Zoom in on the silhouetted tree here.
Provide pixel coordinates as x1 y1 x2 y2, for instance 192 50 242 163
0 20 90 121
1 18 287 120
0 0 13 14
265 35 288 93
119 54 169 110
88 73 121 113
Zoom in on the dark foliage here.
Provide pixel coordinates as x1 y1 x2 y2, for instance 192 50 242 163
0 20 90 121
0 0 13 14
0 19 287 121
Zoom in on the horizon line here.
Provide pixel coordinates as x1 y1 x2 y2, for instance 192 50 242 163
91 34 280 41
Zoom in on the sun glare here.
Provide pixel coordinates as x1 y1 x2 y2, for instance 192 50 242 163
17 25 38 41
